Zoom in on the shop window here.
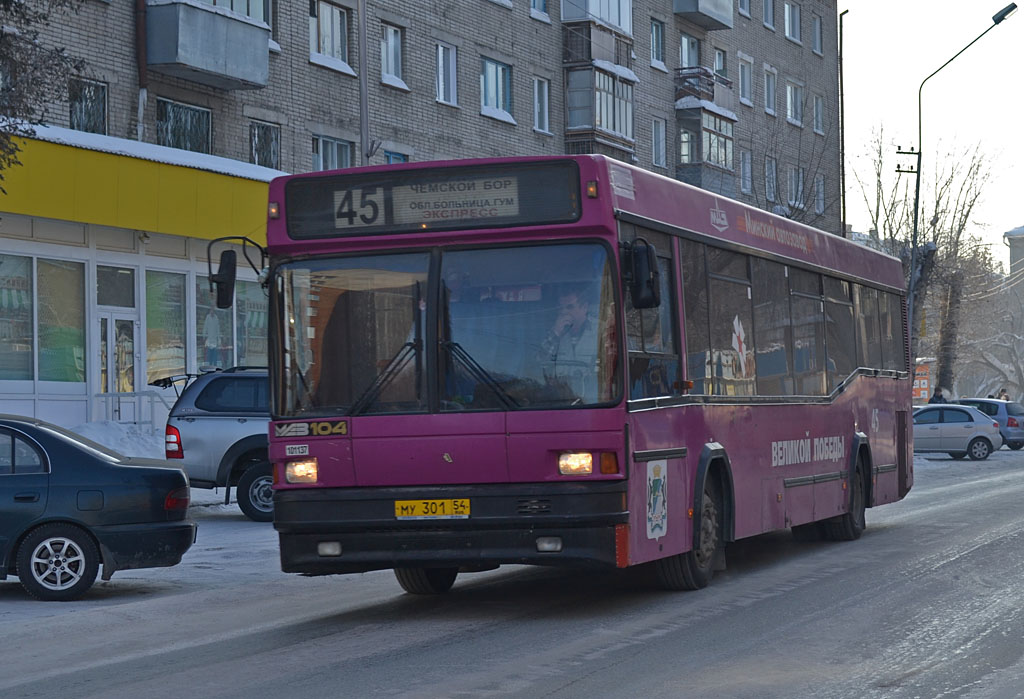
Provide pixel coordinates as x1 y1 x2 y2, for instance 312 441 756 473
197 276 234 369
146 271 186 385
0 254 33 380
236 280 268 367
38 259 85 382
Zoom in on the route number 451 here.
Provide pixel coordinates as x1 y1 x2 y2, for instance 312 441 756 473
334 186 384 227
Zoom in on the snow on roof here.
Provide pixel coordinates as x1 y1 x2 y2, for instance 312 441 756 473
674 96 737 121
593 59 639 84
29 124 288 183
1004 225 1024 238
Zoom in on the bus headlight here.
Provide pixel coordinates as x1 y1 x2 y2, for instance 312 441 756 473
558 452 593 475
285 458 318 483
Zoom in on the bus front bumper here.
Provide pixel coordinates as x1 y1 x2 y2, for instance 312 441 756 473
273 482 628 575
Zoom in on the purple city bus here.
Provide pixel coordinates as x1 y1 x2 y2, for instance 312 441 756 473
210 154 912 594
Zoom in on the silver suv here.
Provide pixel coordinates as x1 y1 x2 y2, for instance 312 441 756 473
162 368 272 521
957 398 1024 450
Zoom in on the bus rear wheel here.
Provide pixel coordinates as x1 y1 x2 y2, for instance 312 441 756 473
394 567 459 594
822 459 866 541
654 477 722 591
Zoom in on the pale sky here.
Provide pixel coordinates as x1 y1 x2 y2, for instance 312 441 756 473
841 0 1023 270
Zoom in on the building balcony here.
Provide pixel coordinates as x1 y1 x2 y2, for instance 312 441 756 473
146 0 269 90
673 0 733 30
563 21 632 67
675 67 735 114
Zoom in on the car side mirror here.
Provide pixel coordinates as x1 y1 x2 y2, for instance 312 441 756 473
626 238 660 309
210 249 237 309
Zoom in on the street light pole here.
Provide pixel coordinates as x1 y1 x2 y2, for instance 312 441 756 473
906 2 1017 349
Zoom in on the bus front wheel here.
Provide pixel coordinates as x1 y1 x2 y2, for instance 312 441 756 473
654 477 722 591
394 567 459 594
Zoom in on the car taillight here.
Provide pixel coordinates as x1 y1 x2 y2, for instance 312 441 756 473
165 425 183 459
994 422 1000 429
1009 417 1019 428
165 487 190 511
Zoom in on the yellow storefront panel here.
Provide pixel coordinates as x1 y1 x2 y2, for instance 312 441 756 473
0 137 269 244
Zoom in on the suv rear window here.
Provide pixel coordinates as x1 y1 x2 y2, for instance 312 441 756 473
961 400 996 416
1007 402 1024 416
195 377 268 413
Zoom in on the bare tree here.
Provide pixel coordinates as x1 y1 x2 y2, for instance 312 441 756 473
0 0 85 190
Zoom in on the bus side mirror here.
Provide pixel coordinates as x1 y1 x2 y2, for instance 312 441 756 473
627 239 660 309
210 249 237 309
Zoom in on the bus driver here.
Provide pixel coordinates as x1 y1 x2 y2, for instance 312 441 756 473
539 285 599 401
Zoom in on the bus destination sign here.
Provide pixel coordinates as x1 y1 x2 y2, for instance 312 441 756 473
285 160 580 238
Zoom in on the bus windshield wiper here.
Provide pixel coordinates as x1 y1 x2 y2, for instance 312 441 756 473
442 341 518 409
349 340 420 416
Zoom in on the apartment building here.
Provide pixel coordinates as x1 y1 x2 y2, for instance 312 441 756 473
0 0 840 427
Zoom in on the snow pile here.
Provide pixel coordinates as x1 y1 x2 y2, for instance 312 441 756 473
71 421 164 459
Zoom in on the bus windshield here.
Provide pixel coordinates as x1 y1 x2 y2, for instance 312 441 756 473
276 242 620 416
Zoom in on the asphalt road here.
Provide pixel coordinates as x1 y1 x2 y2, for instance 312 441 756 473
2 451 1024 698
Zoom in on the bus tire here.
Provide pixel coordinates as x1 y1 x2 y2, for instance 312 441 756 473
237 462 274 522
823 459 866 541
654 477 721 591
394 567 459 594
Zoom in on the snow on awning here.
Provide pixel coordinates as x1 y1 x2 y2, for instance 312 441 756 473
592 59 639 83
674 96 738 122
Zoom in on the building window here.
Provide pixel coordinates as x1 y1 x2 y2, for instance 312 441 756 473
531 0 547 12
814 174 825 214
788 165 805 208
738 0 750 17
381 23 404 86
69 78 106 135
594 70 633 139
812 14 823 54
784 2 801 42
310 2 347 62
714 49 727 78
156 98 211 154
38 259 85 383
764 69 776 115
813 94 824 134
651 19 665 66
786 82 804 125
208 0 268 23
763 0 775 28
680 128 697 164
312 135 352 170
680 33 699 68
652 117 666 167
146 271 186 384
567 69 592 128
250 121 280 169
533 77 550 132
481 57 513 120
563 0 630 33
702 112 733 170
437 42 458 105
235 280 267 368
384 151 408 163
0 253 33 380
740 150 752 193
738 57 752 104
765 156 777 202
197 276 233 370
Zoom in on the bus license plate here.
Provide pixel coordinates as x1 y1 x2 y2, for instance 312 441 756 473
394 499 470 520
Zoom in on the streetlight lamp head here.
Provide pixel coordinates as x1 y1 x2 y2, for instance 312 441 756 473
994 3 1017 24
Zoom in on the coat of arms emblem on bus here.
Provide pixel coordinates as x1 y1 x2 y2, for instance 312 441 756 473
710 200 729 232
647 461 668 540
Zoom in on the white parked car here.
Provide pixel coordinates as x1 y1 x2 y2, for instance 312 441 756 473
912 404 1003 460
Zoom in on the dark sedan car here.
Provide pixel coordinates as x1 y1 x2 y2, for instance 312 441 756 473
0 415 196 601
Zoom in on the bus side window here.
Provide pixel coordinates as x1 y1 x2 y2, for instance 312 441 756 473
751 258 794 396
680 239 711 395
626 255 679 399
854 284 883 370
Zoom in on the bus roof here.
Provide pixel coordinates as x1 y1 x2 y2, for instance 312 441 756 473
266 155 904 291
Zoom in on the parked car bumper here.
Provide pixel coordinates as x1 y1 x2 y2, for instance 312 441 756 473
94 520 197 577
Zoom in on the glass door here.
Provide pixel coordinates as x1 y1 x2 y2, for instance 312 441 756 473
98 313 138 420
